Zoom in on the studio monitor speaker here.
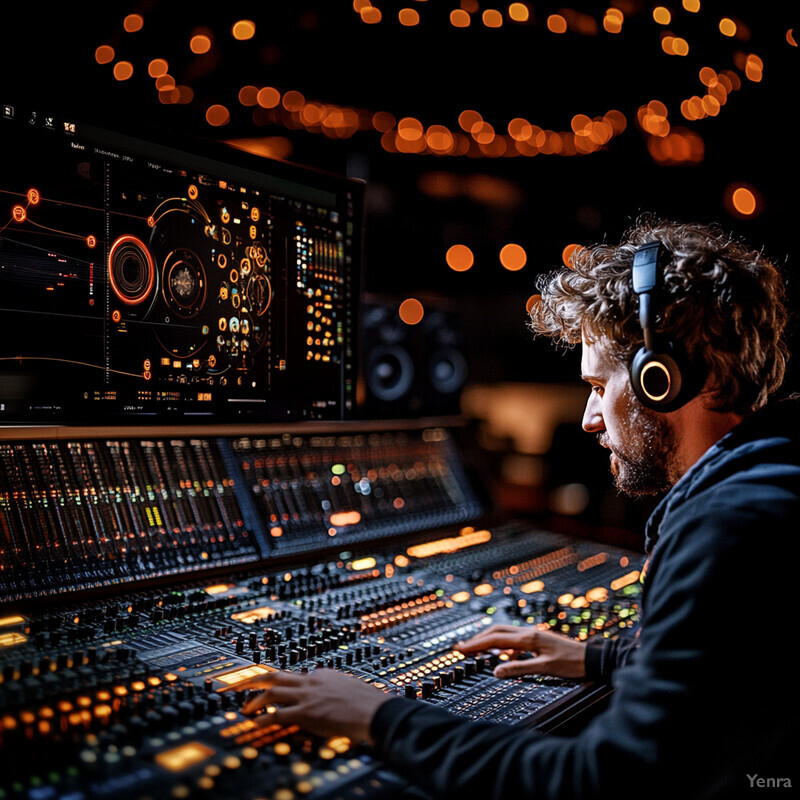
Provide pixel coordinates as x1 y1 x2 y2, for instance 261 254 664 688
358 296 467 418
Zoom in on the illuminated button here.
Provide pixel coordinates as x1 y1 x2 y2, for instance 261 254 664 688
155 741 215 772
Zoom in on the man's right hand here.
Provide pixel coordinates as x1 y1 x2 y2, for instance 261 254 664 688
455 625 588 680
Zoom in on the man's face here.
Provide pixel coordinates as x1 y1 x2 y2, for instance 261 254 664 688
580 337 678 496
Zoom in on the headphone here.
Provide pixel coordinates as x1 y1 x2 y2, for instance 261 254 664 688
629 242 703 412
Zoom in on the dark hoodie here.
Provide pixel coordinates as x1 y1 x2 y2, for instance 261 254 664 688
371 398 800 799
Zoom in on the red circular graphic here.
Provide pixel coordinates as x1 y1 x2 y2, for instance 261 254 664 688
108 235 156 305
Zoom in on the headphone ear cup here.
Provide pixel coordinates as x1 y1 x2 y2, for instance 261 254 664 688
630 347 684 411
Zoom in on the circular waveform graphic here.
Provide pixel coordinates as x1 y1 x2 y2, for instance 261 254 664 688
163 248 207 317
108 235 156 305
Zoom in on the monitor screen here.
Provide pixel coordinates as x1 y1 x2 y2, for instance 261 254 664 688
0 101 362 423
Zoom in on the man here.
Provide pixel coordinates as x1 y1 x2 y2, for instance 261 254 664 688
229 219 797 797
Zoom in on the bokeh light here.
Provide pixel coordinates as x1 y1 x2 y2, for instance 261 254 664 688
206 104 231 126
190 34 212 54
113 62 134 81
95 45 115 65
399 298 424 325
509 4 530 23
148 59 169 78
450 9 471 27
398 8 419 26
232 20 256 40
724 184 761 218
446 245 475 272
123 15 144 33
499 244 527 271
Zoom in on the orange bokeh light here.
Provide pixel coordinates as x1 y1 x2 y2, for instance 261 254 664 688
95 45 115 65
238 86 259 106
372 111 396 132
124 14 144 33
398 298 424 325
399 8 419 26
155 74 176 91
398 117 424 142
206 105 231 127
113 62 134 81
257 87 281 109
604 9 623 33
471 121 495 144
450 9 471 27
458 110 482 132
526 294 541 314
483 9 503 28
508 117 532 141
190 35 212 54
653 7 671 25
148 59 169 78
425 125 455 153
509 3 530 23
232 20 256 40
361 6 382 23
282 90 305 112
499 243 527 271
446 244 474 272
726 185 759 217
547 14 568 33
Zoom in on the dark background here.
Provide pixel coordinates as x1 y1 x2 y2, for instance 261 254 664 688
2 1 797 539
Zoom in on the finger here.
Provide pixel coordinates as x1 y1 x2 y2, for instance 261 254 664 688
241 685 303 714
217 670 303 692
270 705 311 733
241 691 272 715
456 625 516 646
456 625 522 644
493 658 545 679
456 632 532 653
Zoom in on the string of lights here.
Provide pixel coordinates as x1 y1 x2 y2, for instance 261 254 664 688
92 3 789 167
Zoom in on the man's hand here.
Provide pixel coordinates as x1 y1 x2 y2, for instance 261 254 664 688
220 669 392 744
456 625 588 680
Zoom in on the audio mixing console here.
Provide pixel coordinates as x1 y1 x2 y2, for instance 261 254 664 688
0 425 644 800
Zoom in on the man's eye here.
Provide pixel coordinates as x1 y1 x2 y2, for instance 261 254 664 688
591 385 603 395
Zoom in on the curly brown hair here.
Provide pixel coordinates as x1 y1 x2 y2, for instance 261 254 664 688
529 217 789 414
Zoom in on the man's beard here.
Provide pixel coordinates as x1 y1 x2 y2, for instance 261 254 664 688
599 396 678 497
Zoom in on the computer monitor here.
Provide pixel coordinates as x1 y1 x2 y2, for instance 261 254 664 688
0 101 362 423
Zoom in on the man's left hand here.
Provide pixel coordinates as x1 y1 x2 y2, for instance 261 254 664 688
221 668 392 744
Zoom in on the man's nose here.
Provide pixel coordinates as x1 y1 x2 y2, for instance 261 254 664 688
582 393 604 434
